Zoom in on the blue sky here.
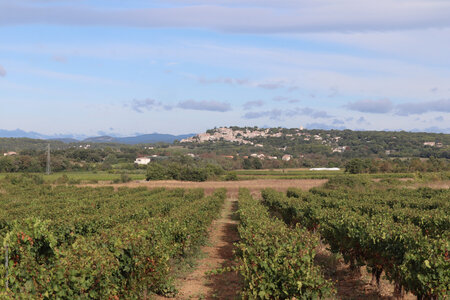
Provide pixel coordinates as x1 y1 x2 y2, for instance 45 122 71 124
0 0 449 136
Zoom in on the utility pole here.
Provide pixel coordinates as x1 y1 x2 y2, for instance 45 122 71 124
46 143 51 175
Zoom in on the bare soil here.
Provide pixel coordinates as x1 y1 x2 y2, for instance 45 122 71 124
316 244 415 300
154 197 241 300
80 178 450 195
414 180 450 189
81 179 328 197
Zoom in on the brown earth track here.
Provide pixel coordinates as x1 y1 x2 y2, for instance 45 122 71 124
80 179 328 197
79 179 450 195
154 197 241 300
414 180 450 189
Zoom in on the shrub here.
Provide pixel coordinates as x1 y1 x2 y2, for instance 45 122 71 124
120 173 131 183
6 174 44 186
345 158 371 174
146 163 169 180
54 174 69 185
224 172 238 181
146 162 223 182
324 175 371 190
67 178 81 185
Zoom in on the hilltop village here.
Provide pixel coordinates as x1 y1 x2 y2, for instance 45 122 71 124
182 127 349 153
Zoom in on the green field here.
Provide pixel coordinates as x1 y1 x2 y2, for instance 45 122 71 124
1 170 449 184
235 169 420 180
0 171 146 183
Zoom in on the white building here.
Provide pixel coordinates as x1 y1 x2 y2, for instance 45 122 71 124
332 146 348 153
3 151 17 156
134 157 151 165
250 153 266 160
282 154 292 161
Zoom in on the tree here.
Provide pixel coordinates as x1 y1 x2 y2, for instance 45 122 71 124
146 163 169 180
345 158 370 174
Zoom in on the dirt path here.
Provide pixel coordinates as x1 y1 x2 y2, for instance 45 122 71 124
80 179 327 196
155 197 241 299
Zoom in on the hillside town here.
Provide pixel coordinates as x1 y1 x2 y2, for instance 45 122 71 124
180 126 348 153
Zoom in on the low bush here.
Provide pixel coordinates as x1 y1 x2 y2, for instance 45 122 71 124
324 175 371 190
224 172 238 181
146 162 224 182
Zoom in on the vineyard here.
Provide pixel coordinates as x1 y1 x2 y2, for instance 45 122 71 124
260 177 449 299
0 174 449 299
0 175 225 298
235 189 335 299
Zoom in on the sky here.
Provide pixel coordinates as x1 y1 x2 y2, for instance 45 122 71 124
0 0 449 137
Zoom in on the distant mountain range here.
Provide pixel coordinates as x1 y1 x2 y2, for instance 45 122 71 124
82 134 194 144
0 129 195 145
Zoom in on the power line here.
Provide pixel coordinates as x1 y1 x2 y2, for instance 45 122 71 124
46 143 51 175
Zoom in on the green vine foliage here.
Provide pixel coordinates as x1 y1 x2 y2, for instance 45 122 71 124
0 181 226 299
262 186 449 299
235 189 334 299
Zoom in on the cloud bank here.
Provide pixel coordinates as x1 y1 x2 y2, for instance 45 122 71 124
128 98 232 113
177 99 231 112
396 99 450 115
243 100 264 110
129 98 163 113
345 99 393 113
243 107 333 120
2 1 450 33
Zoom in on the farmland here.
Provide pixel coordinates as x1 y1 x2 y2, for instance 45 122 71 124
261 178 449 299
0 175 225 298
0 174 449 299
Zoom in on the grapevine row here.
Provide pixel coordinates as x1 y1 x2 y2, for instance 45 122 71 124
0 180 226 298
235 188 334 299
262 188 449 299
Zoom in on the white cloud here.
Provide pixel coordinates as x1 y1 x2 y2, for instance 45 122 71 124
243 100 264 110
128 98 164 113
396 99 450 115
1 1 450 33
177 99 231 112
243 107 333 120
0 64 6 77
52 55 67 63
345 99 393 113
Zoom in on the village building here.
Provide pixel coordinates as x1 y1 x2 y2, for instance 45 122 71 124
134 157 151 165
282 154 292 161
3 151 17 156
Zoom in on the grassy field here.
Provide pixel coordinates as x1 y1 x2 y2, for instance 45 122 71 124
234 169 420 180
0 171 146 183
0 169 448 184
